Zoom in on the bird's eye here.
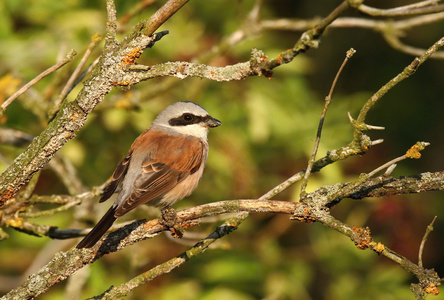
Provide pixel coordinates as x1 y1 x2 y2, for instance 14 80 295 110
183 113 193 121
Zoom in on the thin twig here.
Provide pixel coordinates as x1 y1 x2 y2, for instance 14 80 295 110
258 140 377 201
118 0 156 26
366 140 431 178
263 14 444 59
418 216 437 268
51 34 103 118
48 156 85 196
0 128 34 147
383 32 444 59
139 0 190 37
300 48 356 198
20 199 83 218
356 37 444 129
0 49 77 115
367 155 407 177
325 141 430 207
0 1 169 204
4 166 444 300
91 216 244 299
264 1 350 70
309 210 441 297
353 0 444 17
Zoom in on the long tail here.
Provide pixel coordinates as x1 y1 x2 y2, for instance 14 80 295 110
76 206 117 249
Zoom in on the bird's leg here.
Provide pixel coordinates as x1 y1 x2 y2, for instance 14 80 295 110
160 206 184 238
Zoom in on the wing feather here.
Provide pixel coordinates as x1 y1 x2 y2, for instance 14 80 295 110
114 133 205 217
100 150 132 203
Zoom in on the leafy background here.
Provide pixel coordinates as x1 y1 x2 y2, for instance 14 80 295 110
1 0 444 299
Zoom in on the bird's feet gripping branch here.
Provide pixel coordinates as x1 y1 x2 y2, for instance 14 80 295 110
160 206 184 238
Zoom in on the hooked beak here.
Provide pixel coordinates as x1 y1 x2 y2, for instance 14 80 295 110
205 116 222 128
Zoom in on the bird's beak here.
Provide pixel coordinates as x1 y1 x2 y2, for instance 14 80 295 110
205 116 222 128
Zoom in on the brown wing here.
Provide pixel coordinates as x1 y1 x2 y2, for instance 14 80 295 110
115 132 205 217
99 150 132 203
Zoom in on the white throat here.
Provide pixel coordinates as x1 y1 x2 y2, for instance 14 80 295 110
170 123 209 139
155 123 209 140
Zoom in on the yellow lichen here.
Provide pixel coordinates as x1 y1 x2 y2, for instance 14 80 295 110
405 142 427 159
425 283 439 295
352 226 372 250
369 241 385 253
120 47 142 67
91 32 103 42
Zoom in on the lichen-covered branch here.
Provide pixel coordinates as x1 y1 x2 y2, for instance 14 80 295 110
292 171 444 298
0 0 353 207
0 3 173 206
91 215 244 300
349 0 444 17
0 199 297 300
262 13 444 58
3 166 444 299
1 1 444 299
127 59 255 82
119 1 351 85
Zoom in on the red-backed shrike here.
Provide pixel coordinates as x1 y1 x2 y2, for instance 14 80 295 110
76 101 221 248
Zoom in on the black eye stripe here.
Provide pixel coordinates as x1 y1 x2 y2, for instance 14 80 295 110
169 113 210 126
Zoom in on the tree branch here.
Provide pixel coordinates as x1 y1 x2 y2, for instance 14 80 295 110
0 0 352 207
90 214 244 299
0 199 296 300
4 167 444 299
0 50 77 117
300 48 356 198
350 0 444 17
0 7 171 206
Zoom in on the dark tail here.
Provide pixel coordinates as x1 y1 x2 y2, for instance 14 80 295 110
76 206 117 249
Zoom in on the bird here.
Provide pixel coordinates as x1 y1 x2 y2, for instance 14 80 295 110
76 101 221 248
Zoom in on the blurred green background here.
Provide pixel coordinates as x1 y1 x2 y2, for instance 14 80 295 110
1 0 444 299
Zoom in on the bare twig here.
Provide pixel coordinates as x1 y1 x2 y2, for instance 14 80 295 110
50 34 103 118
351 0 444 17
0 128 34 147
354 37 444 141
3 166 444 299
20 200 83 218
264 14 444 59
1 186 104 237
305 210 441 297
0 4 170 205
263 1 350 71
126 2 351 87
91 215 244 299
418 216 437 268
383 32 444 59
139 0 190 37
258 139 381 201
21 168 444 242
118 0 156 26
1 199 297 300
325 142 430 207
0 50 77 116
48 156 85 196
367 156 408 178
300 48 355 198
368 142 430 177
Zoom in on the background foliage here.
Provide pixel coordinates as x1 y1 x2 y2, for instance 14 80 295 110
1 0 444 299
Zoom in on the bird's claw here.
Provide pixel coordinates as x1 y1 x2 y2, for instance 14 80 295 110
160 206 184 238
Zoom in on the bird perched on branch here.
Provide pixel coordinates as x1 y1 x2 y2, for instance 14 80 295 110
76 101 221 248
